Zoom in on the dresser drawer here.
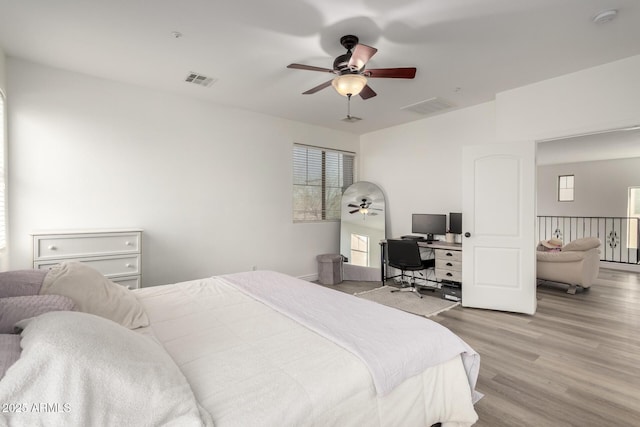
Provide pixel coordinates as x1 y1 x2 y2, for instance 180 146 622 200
33 232 141 260
34 254 141 278
112 276 140 290
435 259 462 272
435 248 462 262
435 268 462 282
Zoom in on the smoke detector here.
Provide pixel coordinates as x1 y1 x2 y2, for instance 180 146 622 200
592 9 617 24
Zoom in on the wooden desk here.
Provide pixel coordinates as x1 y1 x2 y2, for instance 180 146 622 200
380 239 463 285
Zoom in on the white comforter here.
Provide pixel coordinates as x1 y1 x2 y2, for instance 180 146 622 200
135 271 479 427
222 270 480 398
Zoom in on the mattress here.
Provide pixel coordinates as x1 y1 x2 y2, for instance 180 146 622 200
134 272 479 427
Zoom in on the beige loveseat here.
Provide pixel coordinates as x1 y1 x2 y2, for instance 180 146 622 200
536 237 601 294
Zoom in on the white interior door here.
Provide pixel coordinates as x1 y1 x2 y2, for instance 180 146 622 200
462 141 537 314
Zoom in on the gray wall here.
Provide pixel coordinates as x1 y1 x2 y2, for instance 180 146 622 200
537 157 640 217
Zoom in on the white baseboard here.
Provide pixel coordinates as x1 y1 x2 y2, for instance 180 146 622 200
298 273 318 282
600 261 640 273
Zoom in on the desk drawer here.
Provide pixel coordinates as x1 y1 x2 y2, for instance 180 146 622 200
435 268 462 282
33 232 141 260
435 249 462 262
435 259 462 272
34 254 141 278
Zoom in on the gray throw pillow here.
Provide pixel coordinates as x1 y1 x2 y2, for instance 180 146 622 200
0 334 21 379
0 270 48 298
0 294 76 333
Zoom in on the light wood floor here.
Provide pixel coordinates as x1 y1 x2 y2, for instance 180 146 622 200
326 269 640 426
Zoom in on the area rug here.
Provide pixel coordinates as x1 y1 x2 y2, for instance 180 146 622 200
354 286 459 317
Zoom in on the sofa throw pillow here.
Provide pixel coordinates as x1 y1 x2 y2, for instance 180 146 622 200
562 237 601 252
40 261 149 329
0 294 76 334
0 334 21 379
0 270 48 298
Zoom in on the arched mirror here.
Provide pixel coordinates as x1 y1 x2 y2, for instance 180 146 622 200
340 182 386 277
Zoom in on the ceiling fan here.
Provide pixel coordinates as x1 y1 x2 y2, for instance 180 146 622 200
348 198 383 215
287 35 417 100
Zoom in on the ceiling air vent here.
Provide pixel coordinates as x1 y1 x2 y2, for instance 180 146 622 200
184 72 216 88
401 97 454 116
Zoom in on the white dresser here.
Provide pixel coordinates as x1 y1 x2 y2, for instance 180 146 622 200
434 247 462 284
31 229 143 289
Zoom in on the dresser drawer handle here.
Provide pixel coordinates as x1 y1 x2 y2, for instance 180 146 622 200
48 245 57 251
446 252 453 256
125 263 134 268
446 262 453 266
125 241 133 246
446 272 453 277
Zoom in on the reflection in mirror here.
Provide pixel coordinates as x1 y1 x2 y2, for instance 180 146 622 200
340 181 386 273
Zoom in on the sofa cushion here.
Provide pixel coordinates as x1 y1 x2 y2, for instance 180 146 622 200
537 251 586 263
562 237 601 252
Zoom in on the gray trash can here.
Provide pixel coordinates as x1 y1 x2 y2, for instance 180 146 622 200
316 254 343 285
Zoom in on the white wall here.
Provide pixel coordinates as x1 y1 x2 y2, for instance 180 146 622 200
8 52 640 282
360 102 496 238
7 58 359 285
537 157 640 217
496 55 640 142
359 55 640 274
0 49 5 90
0 48 7 271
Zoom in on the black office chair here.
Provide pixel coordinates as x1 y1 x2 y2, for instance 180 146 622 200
387 239 435 298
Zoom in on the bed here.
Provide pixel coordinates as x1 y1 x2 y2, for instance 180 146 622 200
1 262 480 426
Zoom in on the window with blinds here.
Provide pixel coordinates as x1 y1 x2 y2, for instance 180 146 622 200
293 144 355 222
0 92 5 250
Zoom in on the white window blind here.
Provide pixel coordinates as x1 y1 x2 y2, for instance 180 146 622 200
293 144 355 222
0 92 6 250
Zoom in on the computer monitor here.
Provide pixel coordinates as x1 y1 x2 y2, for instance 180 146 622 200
449 212 463 234
412 214 446 241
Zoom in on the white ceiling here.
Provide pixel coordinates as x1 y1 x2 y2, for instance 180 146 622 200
1 0 639 135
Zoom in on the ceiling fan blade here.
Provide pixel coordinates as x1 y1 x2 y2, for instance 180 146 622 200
348 44 378 70
287 63 335 74
349 209 360 214
302 80 333 95
348 204 359 208
365 67 417 79
359 84 377 100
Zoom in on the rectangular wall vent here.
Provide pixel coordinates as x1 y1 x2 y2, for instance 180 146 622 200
401 97 454 115
184 72 217 87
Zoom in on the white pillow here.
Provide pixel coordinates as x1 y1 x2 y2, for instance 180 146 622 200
0 311 212 426
40 261 149 329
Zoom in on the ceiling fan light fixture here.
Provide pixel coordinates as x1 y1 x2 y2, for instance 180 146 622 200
332 74 367 97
